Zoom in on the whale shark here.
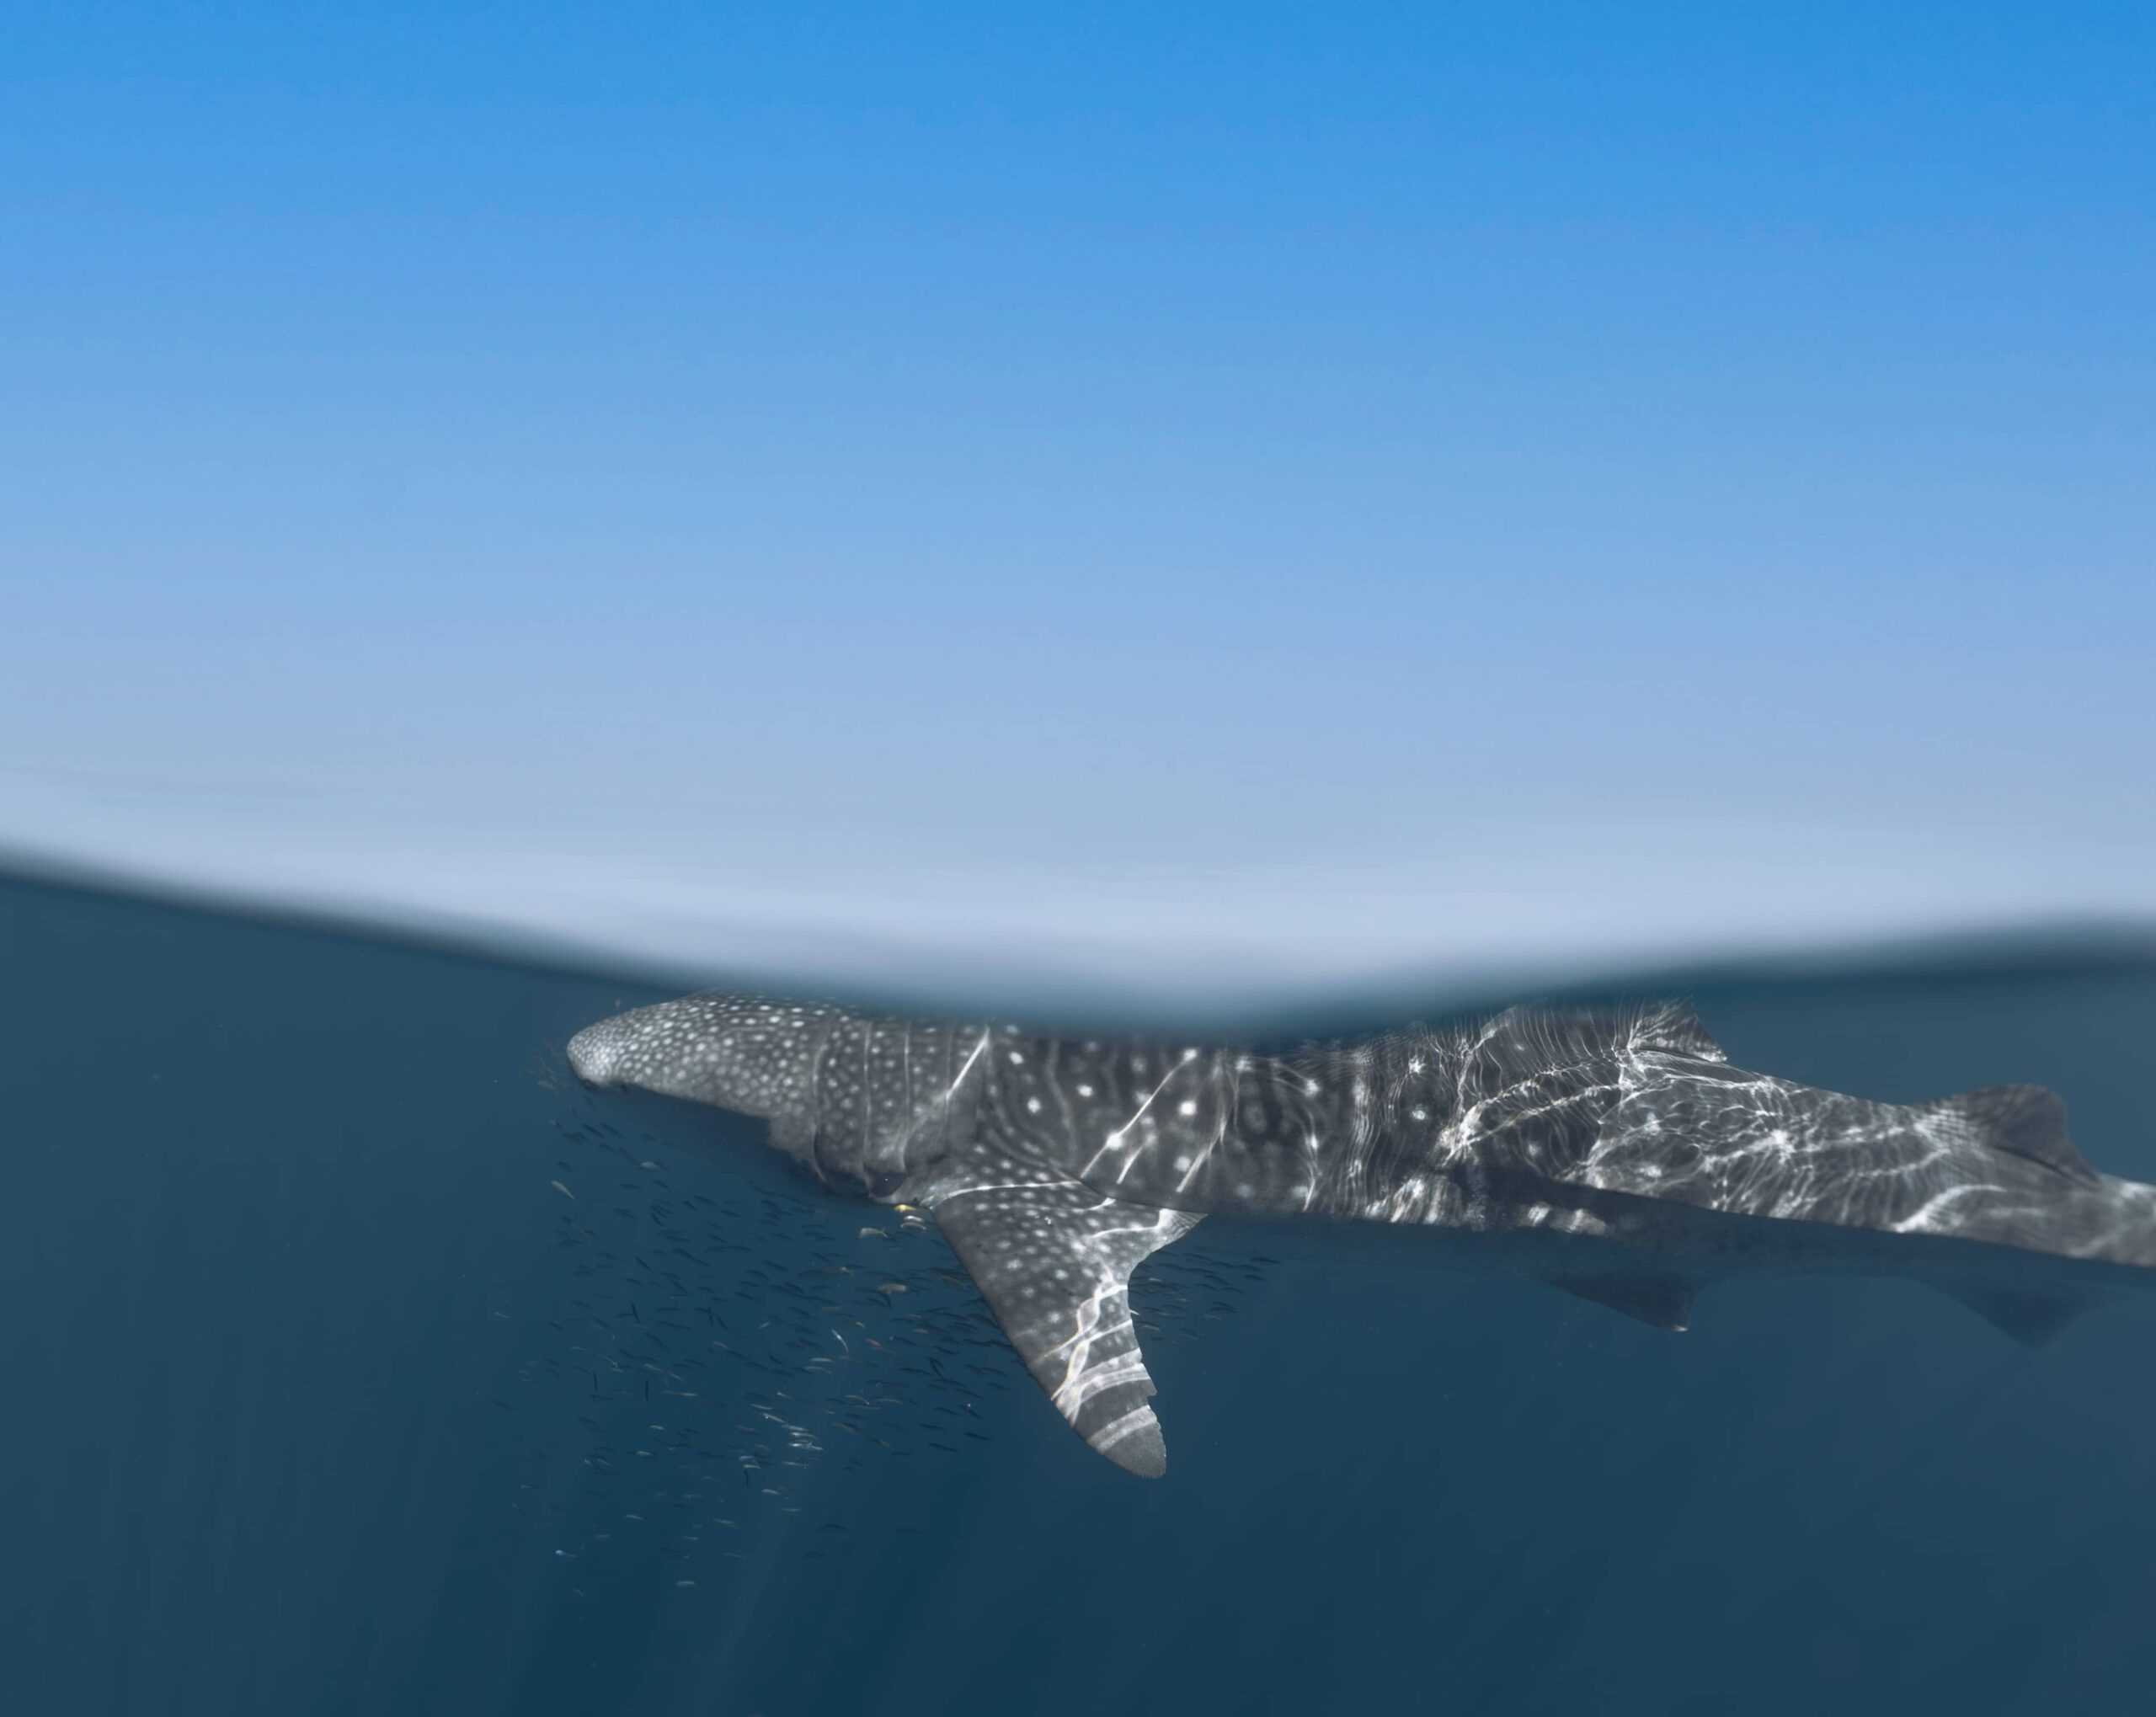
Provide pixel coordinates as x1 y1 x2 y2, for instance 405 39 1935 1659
564 993 2156 1476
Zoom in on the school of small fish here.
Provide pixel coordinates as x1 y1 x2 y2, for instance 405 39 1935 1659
497 1053 1268 1588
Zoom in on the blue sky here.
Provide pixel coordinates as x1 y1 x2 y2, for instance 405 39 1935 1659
3 4 2152 995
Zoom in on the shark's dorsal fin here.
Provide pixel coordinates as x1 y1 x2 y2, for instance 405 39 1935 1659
1551 1273 1696 1331
931 1180 1200 1477
1634 1001 1728 1063
1929 1084 2095 1184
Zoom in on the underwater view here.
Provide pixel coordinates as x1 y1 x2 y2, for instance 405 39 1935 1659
12 863 2156 1716
8 8 2153 1714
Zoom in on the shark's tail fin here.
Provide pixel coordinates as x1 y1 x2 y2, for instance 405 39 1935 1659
1938 1280 2116 1345
1924 1083 2100 1185
1921 1085 2137 1338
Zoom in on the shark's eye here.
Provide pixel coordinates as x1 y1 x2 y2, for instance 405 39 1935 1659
864 1165 909 1201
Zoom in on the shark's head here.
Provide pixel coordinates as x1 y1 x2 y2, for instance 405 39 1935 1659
564 995 961 1202
568 992 1209 1478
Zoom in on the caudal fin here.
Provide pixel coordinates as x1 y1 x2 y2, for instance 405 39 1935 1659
1926 1084 2098 1185
1939 1280 2116 1345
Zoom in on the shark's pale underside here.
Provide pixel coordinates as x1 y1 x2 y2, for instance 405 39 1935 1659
565 994 2156 1476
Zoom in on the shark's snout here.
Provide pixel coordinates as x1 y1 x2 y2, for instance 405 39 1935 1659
565 1021 627 1086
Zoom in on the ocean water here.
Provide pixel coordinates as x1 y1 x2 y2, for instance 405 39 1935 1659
8 867 2156 1717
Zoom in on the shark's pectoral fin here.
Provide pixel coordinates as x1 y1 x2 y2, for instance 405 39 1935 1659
1550 1272 1697 1331
931 1181 1201 1477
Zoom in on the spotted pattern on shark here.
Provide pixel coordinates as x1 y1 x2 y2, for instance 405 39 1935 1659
567 994 2156 1474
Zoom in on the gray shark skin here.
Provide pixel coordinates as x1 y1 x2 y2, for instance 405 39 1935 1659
565 994 2156 1477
